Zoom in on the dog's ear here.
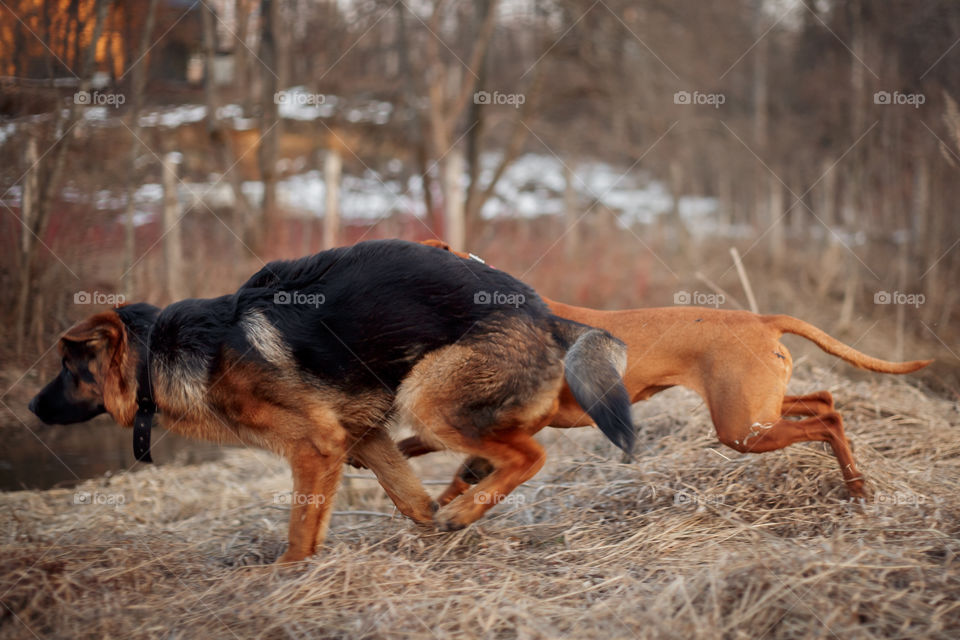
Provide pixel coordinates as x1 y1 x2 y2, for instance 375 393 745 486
62 312 122 347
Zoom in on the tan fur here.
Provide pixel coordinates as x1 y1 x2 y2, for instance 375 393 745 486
397 339 563 529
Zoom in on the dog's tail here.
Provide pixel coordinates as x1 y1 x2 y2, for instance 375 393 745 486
766 315 933 374
551 318 635 456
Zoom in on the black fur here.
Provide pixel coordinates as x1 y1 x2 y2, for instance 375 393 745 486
149 240 552 393
549 319 635 455
115 303 161 357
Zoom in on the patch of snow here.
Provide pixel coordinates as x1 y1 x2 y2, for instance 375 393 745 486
82 107 111 121
1 184 22 206
139 105 208 128
135 183 163 203
0 122 18 145
277 87 337 121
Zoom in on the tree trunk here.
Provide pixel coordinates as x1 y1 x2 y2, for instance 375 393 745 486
257 0 282 249
235 0 254 113
563 161 579 262
837 253 859 330
323 148 342 250
667 159 690 255
202 1 255 255
15 137 39 357
894 236 908 362
752 10 769 233
14 0 111 356
21 138 38 260
444 149 466 251
121 0 159 298
767 178 785 272
162 153 185 301
463 0 490 236
424 0 500 246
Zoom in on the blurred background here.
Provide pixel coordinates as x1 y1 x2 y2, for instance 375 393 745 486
1 0 958 487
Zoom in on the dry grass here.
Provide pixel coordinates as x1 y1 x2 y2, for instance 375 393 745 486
2 363 959 639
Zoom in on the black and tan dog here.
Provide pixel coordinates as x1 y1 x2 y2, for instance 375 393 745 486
29 239 633 562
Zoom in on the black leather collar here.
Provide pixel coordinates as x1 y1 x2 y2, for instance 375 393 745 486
133 352 155 463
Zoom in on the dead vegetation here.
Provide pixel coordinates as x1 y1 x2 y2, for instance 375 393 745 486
2 363 959 639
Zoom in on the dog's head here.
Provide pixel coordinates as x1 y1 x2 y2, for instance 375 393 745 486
29 305 156 427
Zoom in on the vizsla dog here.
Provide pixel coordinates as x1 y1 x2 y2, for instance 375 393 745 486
397 239 933 502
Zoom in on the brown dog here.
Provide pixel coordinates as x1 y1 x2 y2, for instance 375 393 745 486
398 239 933 502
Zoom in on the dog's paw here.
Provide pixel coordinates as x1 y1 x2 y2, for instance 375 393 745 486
405 498 440 524
275 550 309 565
845 477 869 501
433 502 473 532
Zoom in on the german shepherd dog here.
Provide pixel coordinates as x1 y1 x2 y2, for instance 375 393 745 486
30 239 633 562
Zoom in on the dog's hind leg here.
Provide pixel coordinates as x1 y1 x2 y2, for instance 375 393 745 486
277 441 345 563
781 391 835 416
350 430 437 522
397 335 563 530
715 410 865 498
780 391 854 451
432 428 548 530
396 435 440 459
435 456 495 506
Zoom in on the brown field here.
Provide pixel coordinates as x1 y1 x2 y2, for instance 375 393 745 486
2 363 958 640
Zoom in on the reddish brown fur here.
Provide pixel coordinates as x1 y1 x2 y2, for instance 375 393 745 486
61 311 140 427
409 240 934 501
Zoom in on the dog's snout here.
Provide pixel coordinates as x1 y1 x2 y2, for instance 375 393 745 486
28 395 39 416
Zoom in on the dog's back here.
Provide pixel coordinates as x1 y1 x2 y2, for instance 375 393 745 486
233 240 554 391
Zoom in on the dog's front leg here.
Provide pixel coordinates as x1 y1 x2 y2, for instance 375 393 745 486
277 441 344 564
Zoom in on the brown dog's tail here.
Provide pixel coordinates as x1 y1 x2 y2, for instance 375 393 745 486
552 318 635 456
766 315 933 374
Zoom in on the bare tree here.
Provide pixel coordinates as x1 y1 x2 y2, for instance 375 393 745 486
323 147 342 250
161 152 185 300
121 0 160 298
257 0 283 248
201 1 256 251
423 0 500 249
13 0 112 356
